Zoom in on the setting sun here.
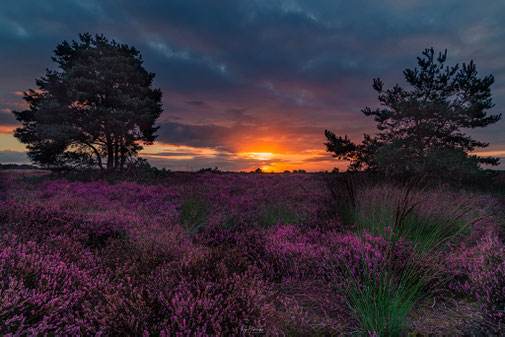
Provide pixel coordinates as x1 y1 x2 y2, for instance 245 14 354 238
242 152 275 161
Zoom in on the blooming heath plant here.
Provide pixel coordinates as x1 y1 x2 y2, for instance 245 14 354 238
0 172 502 335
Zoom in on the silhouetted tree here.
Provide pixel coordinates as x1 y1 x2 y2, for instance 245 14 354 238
13 33 162 170
325 48 501 181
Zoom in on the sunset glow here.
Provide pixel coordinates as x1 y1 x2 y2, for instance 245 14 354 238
0 126 15 135
242 152 275 161
138 143 341 172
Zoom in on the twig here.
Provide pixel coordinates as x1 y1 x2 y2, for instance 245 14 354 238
452 298 459 312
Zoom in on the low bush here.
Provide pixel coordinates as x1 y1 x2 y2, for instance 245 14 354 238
449 233 505 323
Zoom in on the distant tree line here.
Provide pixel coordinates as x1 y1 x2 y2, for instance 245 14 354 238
0 163 40 170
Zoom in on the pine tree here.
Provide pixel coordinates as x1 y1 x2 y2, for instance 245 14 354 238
13 33 163 170
325 48 501 180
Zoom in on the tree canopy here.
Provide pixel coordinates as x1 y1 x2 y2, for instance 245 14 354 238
13 33 163 170
325 48 501 181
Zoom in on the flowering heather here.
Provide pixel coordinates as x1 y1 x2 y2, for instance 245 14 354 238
0 172 502 335
0 235 110 335
449 231 505 323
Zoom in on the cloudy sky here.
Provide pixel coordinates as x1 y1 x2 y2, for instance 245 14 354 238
1 0 504 171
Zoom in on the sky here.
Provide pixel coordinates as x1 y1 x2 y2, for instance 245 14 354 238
0 0 504 172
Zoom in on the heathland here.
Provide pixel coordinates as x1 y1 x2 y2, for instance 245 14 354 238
1 170 504 335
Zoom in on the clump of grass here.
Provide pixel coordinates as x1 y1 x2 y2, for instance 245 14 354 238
336 181 485 335
258 204 303 228
342 246 442 336
350 184 484 252
345 269 432 336
180 195 210 234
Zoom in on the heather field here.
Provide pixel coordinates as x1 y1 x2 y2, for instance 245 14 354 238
1 172 504 335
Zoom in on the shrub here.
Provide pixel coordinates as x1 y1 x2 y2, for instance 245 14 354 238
449 233 505 323
0 235 109 335
147 247 277 335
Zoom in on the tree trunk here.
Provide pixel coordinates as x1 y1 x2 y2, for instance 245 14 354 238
88 143 103 170
114 137 120 170
106 134 114 170
81 141 104 170
120 137 126 170
96 154 103 170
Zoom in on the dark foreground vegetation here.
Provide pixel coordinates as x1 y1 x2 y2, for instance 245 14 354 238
1 170 504 335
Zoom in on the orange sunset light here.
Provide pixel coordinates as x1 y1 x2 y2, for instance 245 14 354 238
138 143 345 172
241 152 275 161
238 149 339 172
0 126 15 134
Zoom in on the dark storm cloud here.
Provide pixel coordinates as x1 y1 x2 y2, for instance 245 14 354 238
1 0 504 168
156 122 232 150
185 100 206 106
0 110 17 126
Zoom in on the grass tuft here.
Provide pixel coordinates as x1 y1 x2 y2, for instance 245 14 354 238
180 195 210 234
259 204 303 228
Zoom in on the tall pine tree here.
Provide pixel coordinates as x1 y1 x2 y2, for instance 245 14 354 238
13 33 163 170
325 48 501 181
